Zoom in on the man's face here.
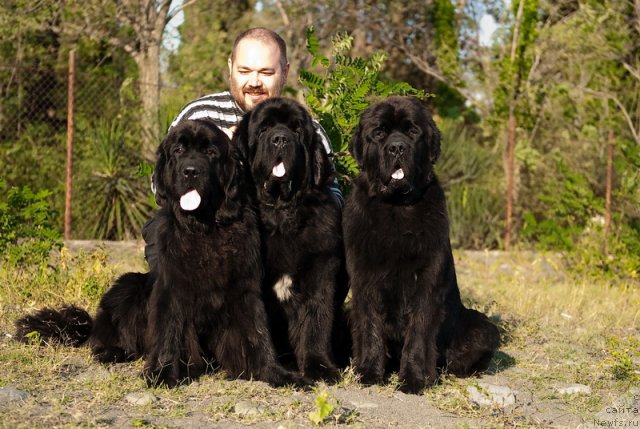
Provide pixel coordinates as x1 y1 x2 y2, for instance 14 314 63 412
229 38 289 111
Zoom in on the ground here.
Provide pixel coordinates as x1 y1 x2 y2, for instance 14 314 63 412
0 241 638 428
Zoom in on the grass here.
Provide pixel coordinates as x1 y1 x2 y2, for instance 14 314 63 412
1 244 639 428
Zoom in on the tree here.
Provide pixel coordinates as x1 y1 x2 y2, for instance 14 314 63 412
494 0 539 248
166 1 254 101
53 0 192 159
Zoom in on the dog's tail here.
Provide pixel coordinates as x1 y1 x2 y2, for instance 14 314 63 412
15 305 93 347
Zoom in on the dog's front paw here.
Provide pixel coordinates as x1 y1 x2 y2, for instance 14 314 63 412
92 345 129 363
143 362 179 388
303 356 340 382
355 366 384 386
264 366 312 389
398 368 436 394
398 376 427 394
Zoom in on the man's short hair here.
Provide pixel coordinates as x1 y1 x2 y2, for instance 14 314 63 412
231 27 288 70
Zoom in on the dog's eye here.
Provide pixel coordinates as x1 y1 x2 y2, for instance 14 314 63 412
373 128 387 139
205 146 220 157
407 126 421 138
173 144 185 155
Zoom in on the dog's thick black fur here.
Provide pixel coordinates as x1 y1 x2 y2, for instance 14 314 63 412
343 96 500 394
233 97 348 381
15 119 305 388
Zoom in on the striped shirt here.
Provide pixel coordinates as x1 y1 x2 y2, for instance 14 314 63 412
168 91 344 207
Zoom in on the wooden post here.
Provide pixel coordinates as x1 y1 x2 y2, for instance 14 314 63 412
605 128 614 254
505 109 516 250
64 50 75 240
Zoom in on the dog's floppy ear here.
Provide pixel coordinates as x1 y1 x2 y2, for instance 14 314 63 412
152 134 170 206
424 110 442 164
349 122 364 167
232 110 252 162
310 125 333 188
215 140 246 224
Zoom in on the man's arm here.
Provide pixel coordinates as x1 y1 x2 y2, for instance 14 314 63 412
313 121 344 208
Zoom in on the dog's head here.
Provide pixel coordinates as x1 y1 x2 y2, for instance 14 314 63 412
350 96 441 201
154 119 244 224
233 97 332 204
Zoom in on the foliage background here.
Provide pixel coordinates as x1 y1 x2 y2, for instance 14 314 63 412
0 0 638 279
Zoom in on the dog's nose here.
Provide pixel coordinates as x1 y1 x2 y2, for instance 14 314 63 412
183 166 199 178
388 141 406 157
271 133 289 147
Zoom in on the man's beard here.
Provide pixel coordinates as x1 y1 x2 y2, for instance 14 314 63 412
229 77 285 111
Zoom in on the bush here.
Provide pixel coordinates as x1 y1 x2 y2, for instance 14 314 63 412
521 161 601 250
0 179 62 266
436 119 504 249
299 27 429 191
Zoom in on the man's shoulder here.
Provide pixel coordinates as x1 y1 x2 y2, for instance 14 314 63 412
170 91 243 130
181 91 235 110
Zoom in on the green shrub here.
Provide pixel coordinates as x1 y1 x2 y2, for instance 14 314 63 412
436 119 504 249
299 27 430 190
602 336 640 382
521 161 601 250
0 179 62 266
74 119 155 239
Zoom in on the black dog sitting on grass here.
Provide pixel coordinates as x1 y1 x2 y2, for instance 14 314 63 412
343 97 500 394
16 119 307 389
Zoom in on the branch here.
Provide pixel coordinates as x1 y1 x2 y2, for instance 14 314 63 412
584 88 640 145
623 62 640 83
166 0 198 25
274 0 291 27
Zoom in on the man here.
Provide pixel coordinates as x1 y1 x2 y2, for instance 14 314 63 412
143 27 343 268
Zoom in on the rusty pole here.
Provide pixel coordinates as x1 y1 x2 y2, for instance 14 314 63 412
64 50 75 240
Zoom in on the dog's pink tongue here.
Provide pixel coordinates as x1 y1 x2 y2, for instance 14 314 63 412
180 190 201 211
391 168 405 180
272 161 286 178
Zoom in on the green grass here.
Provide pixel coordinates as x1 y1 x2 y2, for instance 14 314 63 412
1 245 639 428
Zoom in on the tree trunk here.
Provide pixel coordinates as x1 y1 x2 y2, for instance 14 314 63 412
504 0 525 250
505 106 516 249
135 44 161 161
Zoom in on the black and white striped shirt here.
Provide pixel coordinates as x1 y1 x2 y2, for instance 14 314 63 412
168 91 344 207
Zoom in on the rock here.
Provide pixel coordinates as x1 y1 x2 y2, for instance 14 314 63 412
556 384 591 395
349 400 379 409
125 391 158 406
0 387 29 405
467 383 516 408
234 400 265 416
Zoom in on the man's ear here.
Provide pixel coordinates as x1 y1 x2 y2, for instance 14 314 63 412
227 56 233 77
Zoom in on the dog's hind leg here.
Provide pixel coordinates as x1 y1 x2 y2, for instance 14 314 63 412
443 308 500 377
90 272 151 363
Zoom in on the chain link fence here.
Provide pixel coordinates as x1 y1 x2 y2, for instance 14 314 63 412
0 64 140 143
0 53 172 239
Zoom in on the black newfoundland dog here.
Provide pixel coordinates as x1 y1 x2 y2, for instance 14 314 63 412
343 96 500 394
16 119 305 388
233 97 348 381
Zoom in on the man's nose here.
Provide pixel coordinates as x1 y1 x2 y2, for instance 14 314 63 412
248 72 262 87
